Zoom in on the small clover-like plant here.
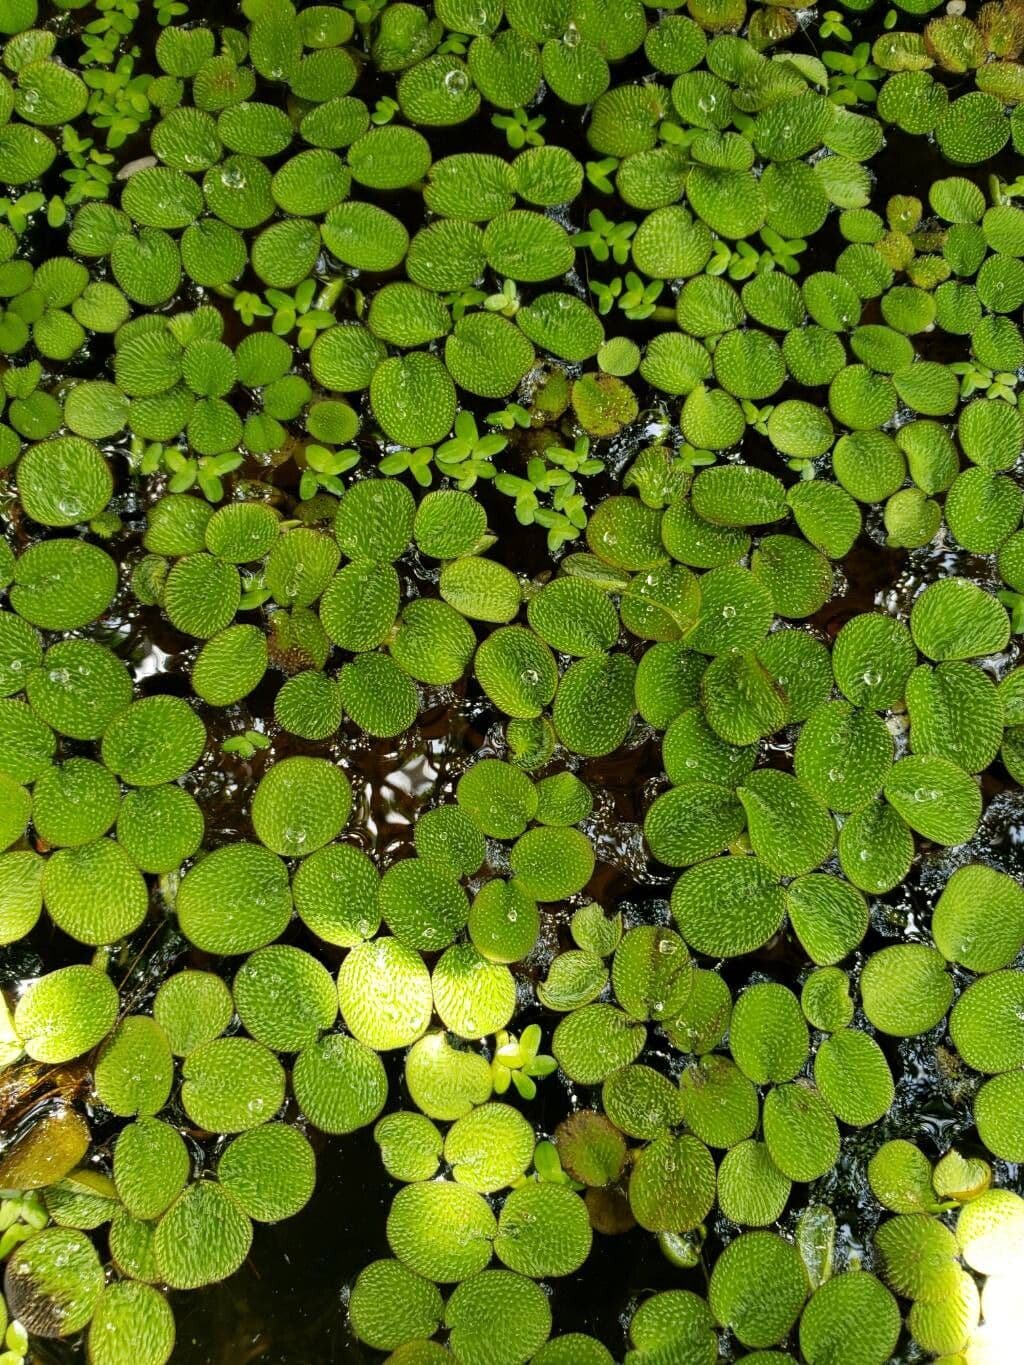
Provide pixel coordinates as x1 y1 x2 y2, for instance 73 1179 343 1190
369 95 399 125
482 278 521 318
378 444 435 487
585 157 619 194
820 10 853 42
491 108 545 150
950 360 1019 402
299 443 360 500
264 279 338 349
617 272 663 322
0 1191 48 1261
824 43 883 104
229 291 275 327
221 729 271 760
572 210 636 266
491 1025 557 1101
434 411 508 485
486 402 531 432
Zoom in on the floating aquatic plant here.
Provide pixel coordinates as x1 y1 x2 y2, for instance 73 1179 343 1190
1 0 1024 1359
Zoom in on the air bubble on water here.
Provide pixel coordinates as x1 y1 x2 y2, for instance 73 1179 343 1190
444 69 469 95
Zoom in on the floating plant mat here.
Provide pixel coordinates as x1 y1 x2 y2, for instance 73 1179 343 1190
2 0 1024 1362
